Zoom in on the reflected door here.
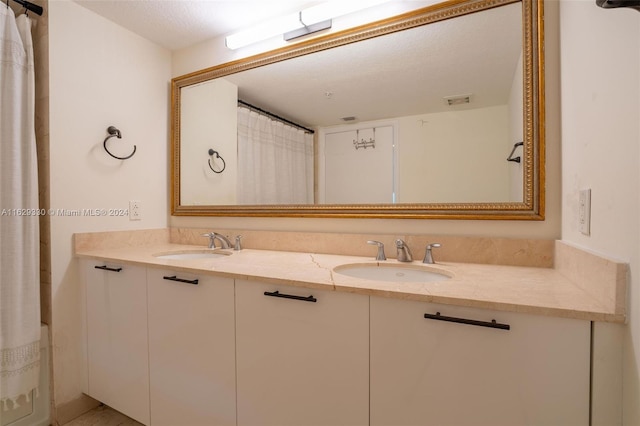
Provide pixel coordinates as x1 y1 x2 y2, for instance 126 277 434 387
322 126 395 204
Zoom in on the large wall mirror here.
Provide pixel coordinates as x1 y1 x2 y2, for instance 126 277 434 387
171 0 544 219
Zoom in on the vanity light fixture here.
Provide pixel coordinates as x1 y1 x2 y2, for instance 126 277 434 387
225 0 390 50
283 14 333 42
225 14 302 50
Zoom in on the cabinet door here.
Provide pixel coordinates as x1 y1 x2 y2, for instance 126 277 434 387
147 269 236 426
370 296 590 426
236 280 369 426
83 260 149 425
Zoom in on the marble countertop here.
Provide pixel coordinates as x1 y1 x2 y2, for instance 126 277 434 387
75 242 626 323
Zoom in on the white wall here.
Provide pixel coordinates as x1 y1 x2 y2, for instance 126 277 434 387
181 78 238 205
396 106 511 203
559 1 640 424
170 1 561 239
49 0 170 407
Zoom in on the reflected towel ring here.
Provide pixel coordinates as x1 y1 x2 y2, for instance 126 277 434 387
103 126 136 160
208 148 226 174
507 141 524 163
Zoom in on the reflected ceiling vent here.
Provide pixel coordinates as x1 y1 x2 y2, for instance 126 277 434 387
444 94 472 106
341 116 357 121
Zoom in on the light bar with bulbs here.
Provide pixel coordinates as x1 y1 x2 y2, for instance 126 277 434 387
225 0 390 50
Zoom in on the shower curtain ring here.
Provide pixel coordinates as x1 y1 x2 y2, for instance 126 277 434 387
103 126 136 160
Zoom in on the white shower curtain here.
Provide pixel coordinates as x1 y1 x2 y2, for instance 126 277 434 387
0 6 41 410
237 106 313 204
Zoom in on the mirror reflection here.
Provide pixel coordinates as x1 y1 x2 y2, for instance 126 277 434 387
172 0 543 219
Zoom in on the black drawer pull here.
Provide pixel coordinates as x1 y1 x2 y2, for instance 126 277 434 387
163 275 199 285
264 290 317 303
424 312 510 330
94 265 122 272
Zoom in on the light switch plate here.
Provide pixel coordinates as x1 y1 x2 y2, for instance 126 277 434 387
579 189 591 236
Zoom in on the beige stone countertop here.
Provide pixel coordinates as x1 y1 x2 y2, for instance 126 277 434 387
75 243 625 323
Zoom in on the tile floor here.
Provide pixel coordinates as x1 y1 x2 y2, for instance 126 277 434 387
64 405 142 426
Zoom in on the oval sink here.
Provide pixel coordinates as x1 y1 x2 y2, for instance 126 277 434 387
153 250 232 260
334 263 451 283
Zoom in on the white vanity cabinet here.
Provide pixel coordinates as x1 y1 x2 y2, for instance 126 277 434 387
146 268 236 426
82 260 150 425
235 280 370 426
370 296 591 426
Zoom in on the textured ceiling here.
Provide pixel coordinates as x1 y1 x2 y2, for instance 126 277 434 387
219 2 523 127
72 0 523 128
73 0 322 50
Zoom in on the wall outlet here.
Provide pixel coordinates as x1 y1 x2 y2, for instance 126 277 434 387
578 189 591 236
129 200 141 221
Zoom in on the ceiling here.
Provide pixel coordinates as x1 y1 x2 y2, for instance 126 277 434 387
202 2 523 127
72 0 523 128
74 0 323 51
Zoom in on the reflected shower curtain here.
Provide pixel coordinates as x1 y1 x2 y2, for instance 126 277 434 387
237 107 313 204
0 6 40 409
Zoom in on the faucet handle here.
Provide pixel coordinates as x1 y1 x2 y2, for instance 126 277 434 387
234 235 243 251
423 243 442 264
201 232 216 248
367 240 387 261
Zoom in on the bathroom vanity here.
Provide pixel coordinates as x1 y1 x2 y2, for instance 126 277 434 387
75 229 625 426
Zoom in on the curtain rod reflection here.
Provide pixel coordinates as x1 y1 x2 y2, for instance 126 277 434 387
7 0 43 16
238 100 315 134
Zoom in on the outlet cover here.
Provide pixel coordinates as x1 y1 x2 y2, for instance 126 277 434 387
579 189 591 235
129 200 141 221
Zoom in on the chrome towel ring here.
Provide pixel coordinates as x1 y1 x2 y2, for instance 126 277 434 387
103 126 136 160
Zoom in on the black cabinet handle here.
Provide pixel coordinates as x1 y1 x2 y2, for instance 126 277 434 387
163 275 199 285
94 265 122 272
264 290 317 303
424 312 510 330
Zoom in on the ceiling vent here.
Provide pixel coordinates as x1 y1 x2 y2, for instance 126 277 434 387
444 94 472 106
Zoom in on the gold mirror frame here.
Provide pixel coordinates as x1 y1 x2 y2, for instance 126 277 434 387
171 0 544 220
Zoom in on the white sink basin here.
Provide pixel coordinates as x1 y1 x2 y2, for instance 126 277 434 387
334 263 451 283
153 250 232 260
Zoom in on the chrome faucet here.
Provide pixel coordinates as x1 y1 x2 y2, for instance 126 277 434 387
234 235 243 251
395 239 413 262
423 243 441 264
201 232 232 249
367 240 387 261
